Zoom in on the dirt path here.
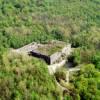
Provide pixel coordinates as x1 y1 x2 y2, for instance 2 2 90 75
66 67 80 84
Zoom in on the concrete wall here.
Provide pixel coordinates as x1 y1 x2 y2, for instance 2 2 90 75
50 44 72 65
62 44 72 56
50 52 62 65
29 44 72 65
48 60 66 74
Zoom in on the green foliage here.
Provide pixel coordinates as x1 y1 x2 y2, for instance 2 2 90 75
63 95 73 100
72 64 100 100
71 32 100 49
51 29 65 41
0 52 61 100
55 68 67 81
0 0 100 50
91 51 100 70
0 0 100 99
71 48 95 65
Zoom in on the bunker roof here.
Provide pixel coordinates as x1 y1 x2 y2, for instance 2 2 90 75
36 40 66 56
16 40 66 56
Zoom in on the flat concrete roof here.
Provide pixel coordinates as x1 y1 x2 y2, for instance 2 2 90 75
15 40 66 56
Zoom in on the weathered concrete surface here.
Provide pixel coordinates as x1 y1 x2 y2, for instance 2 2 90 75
69 68 80 72
62 44 72 55
13 40 72 65
48 44 73 74
50 44 72 64
65 68 80 84
15 42 39 53
50 52 62 64
48 60 66 74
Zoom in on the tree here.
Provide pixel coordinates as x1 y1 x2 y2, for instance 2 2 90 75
72 64 100 100
91 51 100 70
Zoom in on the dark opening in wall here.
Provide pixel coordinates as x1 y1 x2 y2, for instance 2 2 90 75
71 42 80 48
29 51 51 65
66 56 78 68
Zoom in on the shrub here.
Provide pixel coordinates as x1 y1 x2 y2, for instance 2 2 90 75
0 52 62 99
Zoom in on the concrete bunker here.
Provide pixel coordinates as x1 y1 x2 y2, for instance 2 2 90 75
15 40 71 65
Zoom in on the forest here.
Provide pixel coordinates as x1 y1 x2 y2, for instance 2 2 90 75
0 0 100 100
